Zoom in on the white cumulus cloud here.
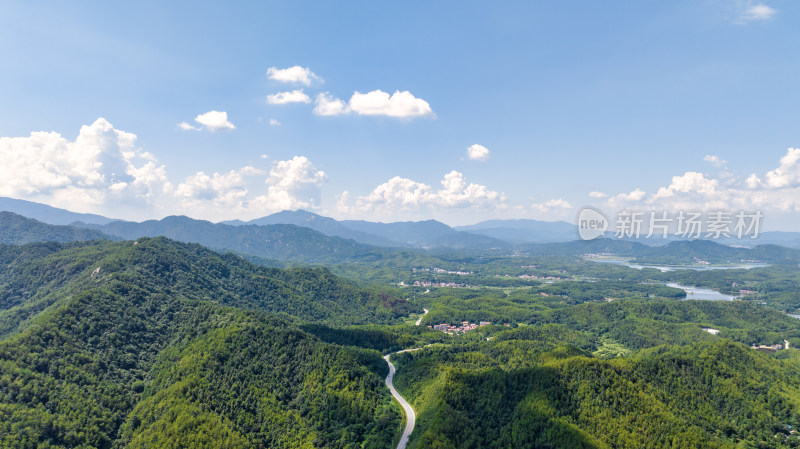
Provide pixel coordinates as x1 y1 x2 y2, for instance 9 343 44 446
466 144 491 162
596 147 800 221
355 171 504 212
741 3 777 22
173 157 327 220
531 198 573 214
179 110 236 132
313 93 349 116
703 155 727 167
266 89 312 105
753 147 800 188
0 118 171 218
653 172 719 199
313 90 434 119
177 122 201 131
349 90 434 118
251 156 327 212
266 66 323 85
175 169 250 208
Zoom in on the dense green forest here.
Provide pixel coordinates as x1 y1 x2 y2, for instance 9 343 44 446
2 223 800 448
393 337 800 448
0 238 412 448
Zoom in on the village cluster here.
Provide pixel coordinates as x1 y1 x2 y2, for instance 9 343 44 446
428 321 511 334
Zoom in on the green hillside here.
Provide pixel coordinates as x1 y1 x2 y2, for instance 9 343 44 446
394 333 800 449
0 238 410 448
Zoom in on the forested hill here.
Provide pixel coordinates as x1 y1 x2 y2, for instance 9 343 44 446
0 211 115 244
0 238 418 335
0 237 414 448
396 337 800 449
78 215 411 264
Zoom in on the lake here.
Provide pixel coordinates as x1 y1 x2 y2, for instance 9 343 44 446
588 257 769 272
665 282 737 301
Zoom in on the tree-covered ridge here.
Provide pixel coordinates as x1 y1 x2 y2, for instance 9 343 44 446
0 238 408 448
535 299 800 350
0 211 114 245
0 238 419 331
84 215 402 264
394 334 800 449
3 227 800 448
118 315 399 448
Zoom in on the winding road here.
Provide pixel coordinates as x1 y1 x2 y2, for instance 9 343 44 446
414 308 429 326
384 348 422 449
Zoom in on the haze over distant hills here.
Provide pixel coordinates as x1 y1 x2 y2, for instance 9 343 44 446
0 212 116 245
0 197 115 226
454 218 578 243
81 215 384 264
226 209 509 249
223 210 397 246
2 196 800 252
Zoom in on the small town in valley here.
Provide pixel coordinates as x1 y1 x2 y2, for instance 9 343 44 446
428 321 511 334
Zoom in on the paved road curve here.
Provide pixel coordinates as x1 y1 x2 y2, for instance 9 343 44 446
384 348 422 449
414 308 429 326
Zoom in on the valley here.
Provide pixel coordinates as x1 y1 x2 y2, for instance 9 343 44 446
2 203 800 447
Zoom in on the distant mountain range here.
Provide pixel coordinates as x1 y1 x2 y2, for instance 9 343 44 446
519 237 800 265
226 210 508 249
222 210 397 246
454 218 578 243
2 196 800 256
0 211 116 245
0 197 115 226
80 215 387 264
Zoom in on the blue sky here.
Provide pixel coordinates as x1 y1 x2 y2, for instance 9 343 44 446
1 1 798 229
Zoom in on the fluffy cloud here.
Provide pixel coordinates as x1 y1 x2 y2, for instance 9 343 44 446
177 122 200 131
179 110 236 132
436 171 504 207
266 66 323 85
175 169 251 208
653 172 719 198
589 191 608 198
269 119 281 126
703 155 727 167
531 198 572 214
313 93 349 116
313 90 434 118
251 156 327 211
1 119 334 221
741 3 777 22
349 90 433 118
466 144 491 162
0 118 171 217
266 89 312 105
355 171 504 212
613 188 647 202
749 147 800 188
598 148 800 217
173 156 327 220
359 176 431 208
